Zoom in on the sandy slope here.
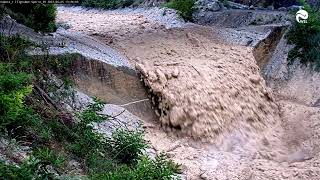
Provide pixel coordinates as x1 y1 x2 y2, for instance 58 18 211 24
57 6 320 180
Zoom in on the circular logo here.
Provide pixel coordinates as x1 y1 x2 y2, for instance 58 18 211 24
296 9 308 23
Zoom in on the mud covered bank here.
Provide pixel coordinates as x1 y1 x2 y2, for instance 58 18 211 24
67 55 156 121
70 56 144 104
253 26 287 70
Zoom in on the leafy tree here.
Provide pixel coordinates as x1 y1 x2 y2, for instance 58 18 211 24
1 4 56 32
286 0 320 70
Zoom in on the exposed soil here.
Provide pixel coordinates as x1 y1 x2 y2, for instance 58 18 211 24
56 6 320 180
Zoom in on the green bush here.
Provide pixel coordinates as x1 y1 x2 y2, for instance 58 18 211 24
110 129 148 164
164 0 195 21
0 160 35 179
96 154 180 180
32 147 66 170
133 154 181 179
1 4 56 32
0 34 32 63
71 99 146 167
0 64 32 129
0 158 58 180
287 0 320 70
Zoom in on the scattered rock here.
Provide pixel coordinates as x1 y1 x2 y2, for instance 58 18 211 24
186 32 201 47
278 7 287 11
226 1 249 9
287 5 303 11
266 5 275 10
249 75 261 84
92 104 142 138
172 68 180 78
195 0 222 11
193 0 223 21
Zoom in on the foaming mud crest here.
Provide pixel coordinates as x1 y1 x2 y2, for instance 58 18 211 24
134 30 280 141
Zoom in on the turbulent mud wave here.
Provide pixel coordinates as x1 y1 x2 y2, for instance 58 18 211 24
56 7 320 179
135 33 280 140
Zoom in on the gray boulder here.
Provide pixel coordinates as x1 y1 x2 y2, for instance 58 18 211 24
193 0 223 21
195 0 222 12
92 104 142 138
278 7 287 11
226 1 249 9
287 5 303 11
266 5 274 10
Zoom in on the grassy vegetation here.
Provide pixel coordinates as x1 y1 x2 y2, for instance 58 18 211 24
97 153 181 179
0 158 58 179
0 34 180 179
0 4 56 32
286 0 320 70
163 0 195 21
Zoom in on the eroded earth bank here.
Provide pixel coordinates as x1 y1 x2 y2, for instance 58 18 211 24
56 6 320 180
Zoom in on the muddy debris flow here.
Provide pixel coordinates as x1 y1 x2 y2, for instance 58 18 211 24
135 37 279 141
56 6 320 180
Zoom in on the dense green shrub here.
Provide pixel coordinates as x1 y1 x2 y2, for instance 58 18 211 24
164 0 195 21
0 35 34 130
0 35 32 63
286 0 320 70
1 4 56 32
0 89 32 129
0 64 33 129
69 100 109 159
32 147 66 170
94 154 180 180
133 154 181 179
0 158 58 180
110 129 148 164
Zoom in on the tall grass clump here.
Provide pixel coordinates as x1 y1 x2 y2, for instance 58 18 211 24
164 0 195 21
286 0 320 70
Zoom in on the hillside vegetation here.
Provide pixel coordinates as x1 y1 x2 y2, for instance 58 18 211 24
0 4 56 32
163 0 195 21
286 0 320 70
0 7 180 179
